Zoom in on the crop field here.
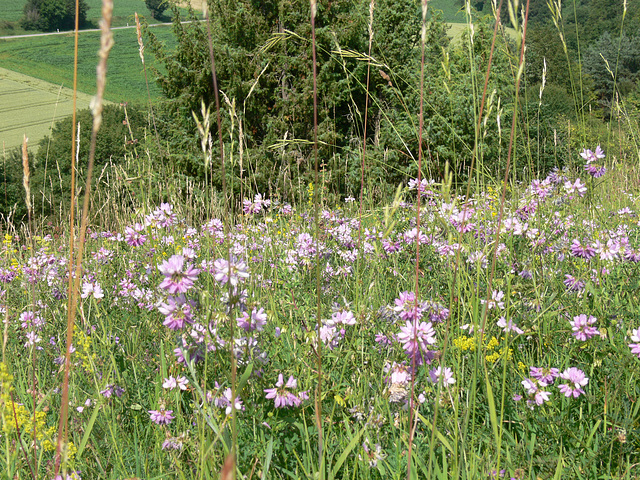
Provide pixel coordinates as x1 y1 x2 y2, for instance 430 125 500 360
0 67 95 151
0 26 176 104
0 2 24 23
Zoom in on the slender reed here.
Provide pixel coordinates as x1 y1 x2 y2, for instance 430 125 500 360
21 136 37 480
309 0 324 471
135 12 162 158
357 0 375 312
408 2 429 477
204 2 237 471
55 0 114 475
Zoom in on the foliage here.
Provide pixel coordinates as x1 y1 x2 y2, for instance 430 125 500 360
21 0 88 32
0 148 29 223
145 0 168 20
583 32 640 116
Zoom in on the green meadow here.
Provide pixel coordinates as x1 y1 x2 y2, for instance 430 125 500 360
0 0 201 33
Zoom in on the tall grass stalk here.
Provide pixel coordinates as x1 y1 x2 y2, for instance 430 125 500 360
408 1 429 478
135 12 162 158
204 2 238 473
55 0 113 475
309 0 324 471
21 135 37 480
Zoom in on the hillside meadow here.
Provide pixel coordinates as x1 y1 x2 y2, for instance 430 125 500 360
1 0 640 479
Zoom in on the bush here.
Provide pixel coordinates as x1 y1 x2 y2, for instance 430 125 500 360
21 0 88 32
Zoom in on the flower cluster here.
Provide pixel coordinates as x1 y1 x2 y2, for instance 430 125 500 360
521 366 588 407
264 374 309 408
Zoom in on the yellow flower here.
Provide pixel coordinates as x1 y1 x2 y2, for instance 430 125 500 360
453 335 476 351
485 336 500 350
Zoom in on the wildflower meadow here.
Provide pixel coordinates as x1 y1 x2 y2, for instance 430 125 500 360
2 0 640 479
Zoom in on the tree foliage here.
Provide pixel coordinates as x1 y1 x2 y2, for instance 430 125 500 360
145 0 168 20
21 0 88 31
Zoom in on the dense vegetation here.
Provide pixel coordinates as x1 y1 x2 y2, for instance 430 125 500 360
20 0 89 32
2 1 640 478
3 0 639 225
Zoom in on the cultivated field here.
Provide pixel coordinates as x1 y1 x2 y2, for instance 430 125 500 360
0 67 95 151
0 27 174 104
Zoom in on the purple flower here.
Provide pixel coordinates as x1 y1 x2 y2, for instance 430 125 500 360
264 374 304 408
213 257 250 286
393 291 421 321
429 366 456 386
100 384 125 398
497 316 523 335
20 311 44 330
521 378 551 406
564 274 585 292
570 240 596 259
629 328 640 358
81 282 104 300
397 319 436 357
385 362 411 385
594 239 619 261
163 376 189 390
624 248 640 263
158 255 200 294
570 314 600 341
581 146 606 177
585 164 606 177
481 290 505 310
158 295 194 330
580 145 605 164
236 307 268 332
557 367 588 398
149 408 175 425
162 437 184 451
125 223 147 247
529 367 559 384
328 309 356 326
563 178 587 197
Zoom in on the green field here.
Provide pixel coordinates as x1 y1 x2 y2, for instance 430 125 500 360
0 0 200 31
0 25 177 103
0 2 25 22
429 0 468 22
0 67 96 151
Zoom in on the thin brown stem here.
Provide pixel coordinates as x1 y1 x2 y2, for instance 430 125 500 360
310 0 324 469
204 4 237 463
55 0 113 475
408 2 429 478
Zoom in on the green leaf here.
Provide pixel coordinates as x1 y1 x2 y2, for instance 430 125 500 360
76 404 100 459
330 422 366 479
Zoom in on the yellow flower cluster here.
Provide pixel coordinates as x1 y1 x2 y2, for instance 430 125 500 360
452 335 512 363
453 335 476 351
485 347 513 363
0 363 76 459
74 326 97 371
307 182 314 205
